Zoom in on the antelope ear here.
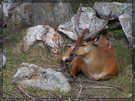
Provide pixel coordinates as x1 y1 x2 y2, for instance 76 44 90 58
75 46 91 55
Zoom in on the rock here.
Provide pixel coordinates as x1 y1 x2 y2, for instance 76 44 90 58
0 4 2 27
32 1 73 28
94 2 132 46
2 2 19 26
93 2 132 19
0 52 6 68
119 12 132 46
9 3 32 26
6 1 73 28
2 2 15 17
13 63 71 93
57 7 107 40
23 25 63 54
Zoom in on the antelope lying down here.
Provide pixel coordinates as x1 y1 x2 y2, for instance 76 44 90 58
58 29 119 81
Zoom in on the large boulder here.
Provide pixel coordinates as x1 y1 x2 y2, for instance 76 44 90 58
93 2 132 19
57 7 107 40
13 63 71 93
32 2 73 28
94 2 132 46
4 1 73 28
9 3 32 26
22 25 63 55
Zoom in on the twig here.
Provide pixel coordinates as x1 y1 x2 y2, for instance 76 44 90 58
85 85 114 89
96 81 125 92
76 78 83 99
68 78 126 93
82 80 125 92
17 85 36 101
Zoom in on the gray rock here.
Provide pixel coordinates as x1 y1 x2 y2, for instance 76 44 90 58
0 52 6 68
10 1 72 28
119 12 132 46
94 2 132 46
2 2 15 17
32 1 73 28
0 4 3 26
13 63 71 93
2 2 19 25
3 1 73 28
94 2 132 19
9 3 32 26
57 7 106 40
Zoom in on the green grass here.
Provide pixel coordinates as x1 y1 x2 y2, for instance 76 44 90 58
105 22 132 98
1 21 132 99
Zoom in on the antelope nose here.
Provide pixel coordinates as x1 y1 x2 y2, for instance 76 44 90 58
62 56 68 62
62 56 71 62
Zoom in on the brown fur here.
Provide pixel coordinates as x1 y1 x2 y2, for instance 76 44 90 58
58 37 119 81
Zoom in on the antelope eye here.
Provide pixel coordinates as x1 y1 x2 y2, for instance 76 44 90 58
70 53 74 57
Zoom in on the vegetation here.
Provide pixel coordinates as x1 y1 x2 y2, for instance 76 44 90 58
1 18 132 99
1 0 132 100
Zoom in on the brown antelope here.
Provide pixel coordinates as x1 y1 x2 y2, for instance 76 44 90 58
58 29 119 80
58 5 119 80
